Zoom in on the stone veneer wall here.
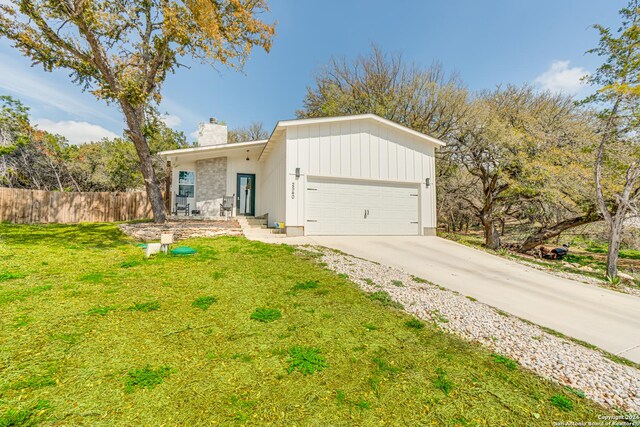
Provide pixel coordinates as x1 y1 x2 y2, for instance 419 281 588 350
195 157 227 217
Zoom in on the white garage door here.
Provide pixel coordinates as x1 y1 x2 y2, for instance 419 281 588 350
305 178 420 235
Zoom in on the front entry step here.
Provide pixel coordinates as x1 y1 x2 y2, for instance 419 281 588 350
238 216 287 238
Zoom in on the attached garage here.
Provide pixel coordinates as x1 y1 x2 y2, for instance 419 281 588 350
305 177 420 235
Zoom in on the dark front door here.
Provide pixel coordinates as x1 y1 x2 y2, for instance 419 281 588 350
236 173 256 216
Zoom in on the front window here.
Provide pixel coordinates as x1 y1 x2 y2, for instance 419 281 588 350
178 171 195 197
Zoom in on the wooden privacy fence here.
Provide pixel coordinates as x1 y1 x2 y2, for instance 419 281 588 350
0 187 153 224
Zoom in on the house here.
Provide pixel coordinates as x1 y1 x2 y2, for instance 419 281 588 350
159 114 445 236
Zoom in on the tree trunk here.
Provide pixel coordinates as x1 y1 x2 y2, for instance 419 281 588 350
519 213 602 252
120 103 166 223
481 214 500 250
594 98 620 277
606 216 624 278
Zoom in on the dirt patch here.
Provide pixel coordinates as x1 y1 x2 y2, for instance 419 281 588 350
119 220 242 241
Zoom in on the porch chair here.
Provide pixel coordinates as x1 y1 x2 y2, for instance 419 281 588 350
220 194 235 219
174 194 190 216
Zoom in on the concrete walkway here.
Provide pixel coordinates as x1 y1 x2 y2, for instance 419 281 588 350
304 236 640 363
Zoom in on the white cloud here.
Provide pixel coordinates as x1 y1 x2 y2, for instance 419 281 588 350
534 60 588 95
35 119 119 145
0 51 121 125
160 114 182 127
161 98 203 127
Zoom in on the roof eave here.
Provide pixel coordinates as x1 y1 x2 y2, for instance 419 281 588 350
159 139 268 158
258 114 446 159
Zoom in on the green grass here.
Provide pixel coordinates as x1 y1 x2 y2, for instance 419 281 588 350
491 353 518 370
87 306 117 316
550 394 574 411
191 296 217 310
128 300 160 312
0 271 25 282
250 307 282 323
586 243 640 260
368 291 403 309
405 318 425 329
291 280 319 291
124 366 173 393
0 400 50 427
433 368 454 395
286 346 328 375
0 223 608 425
564 386 586 399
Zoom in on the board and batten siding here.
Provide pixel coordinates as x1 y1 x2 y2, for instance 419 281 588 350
258 134 286 225
284 118 437 234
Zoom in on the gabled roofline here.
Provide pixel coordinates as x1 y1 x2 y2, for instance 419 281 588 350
159 139 267 158
258 113 446 161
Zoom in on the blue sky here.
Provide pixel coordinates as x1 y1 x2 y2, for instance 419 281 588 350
0 0 625 144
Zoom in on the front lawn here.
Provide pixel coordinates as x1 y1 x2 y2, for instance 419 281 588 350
0 223 607 425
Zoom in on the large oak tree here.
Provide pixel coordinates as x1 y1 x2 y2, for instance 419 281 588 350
0 0 275 222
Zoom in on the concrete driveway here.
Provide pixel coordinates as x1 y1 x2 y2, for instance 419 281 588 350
308 236 640 363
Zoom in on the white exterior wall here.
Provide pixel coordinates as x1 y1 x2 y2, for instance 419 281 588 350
258 135 286 225
284 118 437 234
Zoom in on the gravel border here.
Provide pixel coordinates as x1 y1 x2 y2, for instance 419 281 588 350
312 247 640 413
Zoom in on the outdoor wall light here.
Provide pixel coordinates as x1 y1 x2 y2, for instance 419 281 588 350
246 150 250 161
295 167 300 178
425 178 430 188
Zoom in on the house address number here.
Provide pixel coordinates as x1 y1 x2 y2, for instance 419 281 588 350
291 182 295 199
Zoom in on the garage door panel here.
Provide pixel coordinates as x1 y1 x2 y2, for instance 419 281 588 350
305 178 420 236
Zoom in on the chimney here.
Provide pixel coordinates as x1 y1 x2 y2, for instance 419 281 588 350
197 117 227 146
